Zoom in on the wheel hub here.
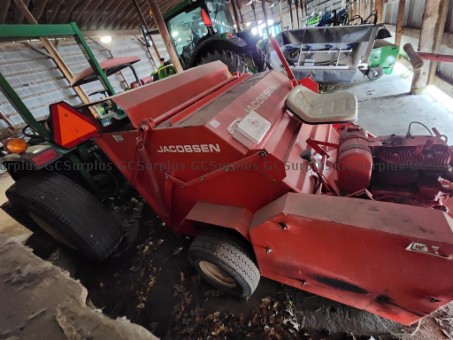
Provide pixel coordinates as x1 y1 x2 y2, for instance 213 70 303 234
199 260 237 288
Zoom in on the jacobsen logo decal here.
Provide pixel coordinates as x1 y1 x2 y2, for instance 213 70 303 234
157 144 221 153
245 85 278 114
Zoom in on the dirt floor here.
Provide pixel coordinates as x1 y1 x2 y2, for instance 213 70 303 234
21 201 452 340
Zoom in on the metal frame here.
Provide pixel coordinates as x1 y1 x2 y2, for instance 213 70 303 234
0 23 115 95
0 22 117 134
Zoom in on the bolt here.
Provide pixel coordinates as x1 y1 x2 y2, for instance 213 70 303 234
200 177 204 182
259 151 267 158
301 280 308 287
429 298 440 303
266 247 272 254
279 222 287 230
180 185 185 189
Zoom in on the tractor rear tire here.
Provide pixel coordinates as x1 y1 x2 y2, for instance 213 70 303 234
188 229 260 297
199 49 249 74
6 173 124 262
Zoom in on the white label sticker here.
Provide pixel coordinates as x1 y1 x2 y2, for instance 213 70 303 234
235 110 271 144
113 135 124 142
209 120 220 128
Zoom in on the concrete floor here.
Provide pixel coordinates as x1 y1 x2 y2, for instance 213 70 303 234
0 62 453 338
336 62 453 141
0 174 29 238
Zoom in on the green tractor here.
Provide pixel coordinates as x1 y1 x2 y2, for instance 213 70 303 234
163 0 266 73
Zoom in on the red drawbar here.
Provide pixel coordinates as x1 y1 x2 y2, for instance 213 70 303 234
51 101 99 149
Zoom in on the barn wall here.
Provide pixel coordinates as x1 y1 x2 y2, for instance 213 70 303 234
0 34 168 136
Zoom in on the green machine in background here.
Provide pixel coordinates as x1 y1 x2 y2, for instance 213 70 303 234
365 40 400 81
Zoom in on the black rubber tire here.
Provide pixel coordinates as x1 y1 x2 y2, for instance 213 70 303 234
367 66 383 81
6 173 124 262
198 49 249 74
188 229 260 297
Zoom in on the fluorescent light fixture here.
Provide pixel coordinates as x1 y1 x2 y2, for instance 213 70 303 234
100 35 112 44
171 31 179 38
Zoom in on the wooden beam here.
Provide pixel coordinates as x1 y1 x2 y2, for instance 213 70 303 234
294 0 300 28
287 0 294 29
278 0 284 28
261 0 270 36
91 0 117 29
375 0 383 23
117 4 136 30
16 0 30 24
237 0 245 28
428 0 449 84
394 0 405 46
81 29 143 36
30 0 48 23
59 0 79 22
12 0 90 104
79 0 106 29
413 0 442 93
48 0 63 23
74 0 93 23
147 0 183 73
300 0 306 18
21 41 50 57
106 0 130 28
359 0 366 19
0 0 12 24
231 0 242 31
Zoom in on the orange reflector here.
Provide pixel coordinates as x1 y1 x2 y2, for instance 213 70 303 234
3 138 28 154
50 102 99 149
201 9 212 27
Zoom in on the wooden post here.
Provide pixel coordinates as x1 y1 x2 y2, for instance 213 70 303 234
231 0 242 31
278 0 284 28
251 1 258 29
147 0 183 73
395 0 405 47
294 0 300 28
413 0 442 93
237 0 245 28
428 0 449 84
360 0 366 20
287 0 294 29
375 0 383 23
300 0 306 18
13 0 91 104
261 0 270 37
131 0 158 67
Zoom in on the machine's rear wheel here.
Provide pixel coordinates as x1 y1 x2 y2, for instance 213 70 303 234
6 173 124 262
188 229 260 297
198 49 249 74
367 66 383 80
